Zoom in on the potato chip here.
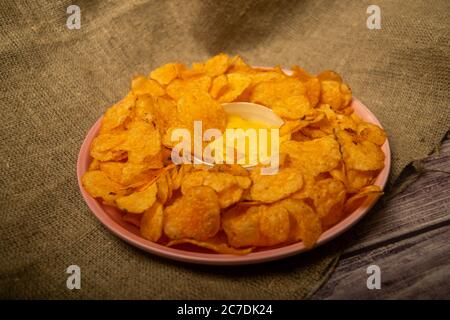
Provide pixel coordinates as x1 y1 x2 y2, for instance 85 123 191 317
176 89 226 132
116 182 158 214
99 161 126 183
357 122 387 146
135 94 155 123
120 119 161 164
150 63 185 85
100 92 136 133
281 136 341 175
82 170 127 203
272 94 312 120
344 185 383 213
311 178 346 229
337 130 385 171
217 73 252 103
251 78 305 106
346 169 377 193
131 76 165 97
210 74 228 99
222 205 261 247
279 198 321 248
166 75 212 101
156 172 172 204
317 70 343 83
181 169 250 208
249 167 303 203
228 55 252 73
258 203 291 246
164 186 220 240
140 201 164 242
304 77 321 108
90 131 128 161
291 65 313 82
203 53 230 77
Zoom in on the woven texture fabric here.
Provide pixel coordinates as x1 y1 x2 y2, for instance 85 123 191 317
0 0 448 299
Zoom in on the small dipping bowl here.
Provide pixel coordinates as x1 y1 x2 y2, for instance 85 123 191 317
193 102 284 167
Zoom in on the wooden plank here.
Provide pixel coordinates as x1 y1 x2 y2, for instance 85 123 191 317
313 139 450 299
342 139 450 254
313 224 450 299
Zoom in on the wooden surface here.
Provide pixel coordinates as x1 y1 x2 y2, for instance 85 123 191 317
313 138 450 299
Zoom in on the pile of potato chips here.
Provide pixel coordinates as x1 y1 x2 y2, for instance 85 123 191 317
82 54 386 254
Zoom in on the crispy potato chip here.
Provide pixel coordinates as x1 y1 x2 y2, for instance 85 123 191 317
164 186 220 240
344 185 383 213
346 169 377 193
140 201 164 242
222 205 261 247
150 63 185 85
135 94 155 123
217 73 252 103
120 119 161 164
258 203 291 246
203 53 230 77
228 55 252 73
176 89 226 132
99 161 125 183
90 131 128 161
312 178 346 229
166 75 212 101
272 94 312 120
100 93 136 133
82 170 126 203
181 170 250 208
156 172 172 204
131 76 165 97
210 74 228 99
291 66 313 82
279 198 321 248
337 130 385 171
304 77 321 108
317 70 343 83
357 122 387 146
116 182 158 214
249 167 303 203
281 136 341 175
251 78 305 106
88 159 101 171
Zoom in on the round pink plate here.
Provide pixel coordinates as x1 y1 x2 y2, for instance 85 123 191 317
77 98 390 265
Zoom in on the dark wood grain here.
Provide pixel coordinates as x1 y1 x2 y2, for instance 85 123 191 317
313 139 450 299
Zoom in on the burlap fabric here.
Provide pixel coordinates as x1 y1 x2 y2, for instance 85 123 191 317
1 0 449 299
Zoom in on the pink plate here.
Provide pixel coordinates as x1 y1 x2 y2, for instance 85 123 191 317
77 98 390 265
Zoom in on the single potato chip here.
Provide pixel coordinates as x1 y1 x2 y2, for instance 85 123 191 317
337 130 385 171
312 178 347 229
82 170 127 203
279 198 322 248
167 235 252 255
249 167 303 203
281 136 342 175
150 63 185 85
140 201 164 242
217 73 252 103
131 76 165 97
116 182 158 214
164 186 220 240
